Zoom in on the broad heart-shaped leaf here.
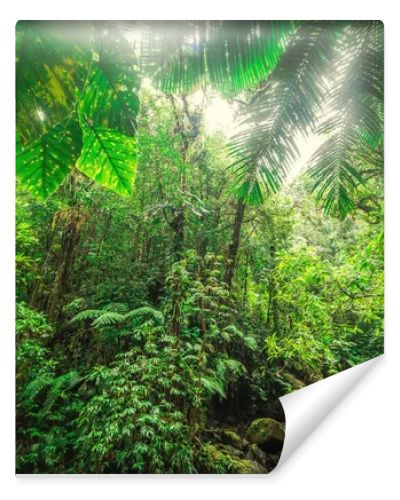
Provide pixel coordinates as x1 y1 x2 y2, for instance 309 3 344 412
77 125 137 196
16 21 92 143
16 120 82 200
79 36 141 136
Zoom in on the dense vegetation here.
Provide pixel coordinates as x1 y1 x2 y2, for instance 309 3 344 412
16 21 383 473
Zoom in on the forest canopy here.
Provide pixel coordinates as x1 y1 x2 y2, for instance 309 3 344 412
16 20 383 474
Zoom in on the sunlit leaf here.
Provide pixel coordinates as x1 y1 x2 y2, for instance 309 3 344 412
16 119 82 200
77 124 137 196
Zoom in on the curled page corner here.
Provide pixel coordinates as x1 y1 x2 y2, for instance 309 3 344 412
275 355 384 471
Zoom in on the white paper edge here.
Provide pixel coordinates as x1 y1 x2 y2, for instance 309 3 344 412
275 354 384 471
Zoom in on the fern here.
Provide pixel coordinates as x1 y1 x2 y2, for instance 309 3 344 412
125 306 165 326
23 374 53 403
72 308 125 328
72 305 164 330
102 303 129 313
92 312 126 328
71 309 105 322
200 375 226 399
216 358 247 382
42 371 81 412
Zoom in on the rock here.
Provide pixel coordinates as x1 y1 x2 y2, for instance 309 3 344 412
202 443 267 474
221 429 242 449
234 459 266 474
245 443 267 466
245 418 285 453
265 452 282 472
284 373 305 391
222 444 243 458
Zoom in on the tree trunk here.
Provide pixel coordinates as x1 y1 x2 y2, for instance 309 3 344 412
266 244 280 334
47 208 85 323
224 199 246 289
171 207 185 260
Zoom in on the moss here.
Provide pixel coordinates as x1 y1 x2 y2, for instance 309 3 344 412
220 429 242 449
245 418 285 447
201 443 265 474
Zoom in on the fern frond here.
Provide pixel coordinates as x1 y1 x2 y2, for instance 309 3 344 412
125 306 165 326
71 309 105 322
92 312 126 328
22 374 53 403
42 370 81 412
102 303 129 313
200 376 226 399
216 358 247 382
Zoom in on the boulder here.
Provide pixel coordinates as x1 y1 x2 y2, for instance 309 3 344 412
245 418 285 453
235 459 266 474
202 443 266 474
245 443 267 466
221 429 242 449
223 444 243 458
284 373 305 391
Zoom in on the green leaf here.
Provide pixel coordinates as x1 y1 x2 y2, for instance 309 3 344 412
16 120 82 200
16 21 91 143
77 125 137 196
201 376 226 399
307 21 383 218
229 21 345 205
142 21 294 95
79 41 140 135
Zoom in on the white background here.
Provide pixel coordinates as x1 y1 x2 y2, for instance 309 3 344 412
1 1 399 499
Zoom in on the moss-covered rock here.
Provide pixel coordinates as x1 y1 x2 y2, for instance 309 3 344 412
283 373 305 391
221 429 242 449
232 458 266 474
223 444 243 457
201 443 266 474
245 443 267 465
245 418 285 453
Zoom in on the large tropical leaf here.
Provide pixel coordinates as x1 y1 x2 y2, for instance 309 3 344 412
16 21 141 200
77 124 137 196
79 29 141 135
16 21 91 143
77 27 141 195
16 119 82 200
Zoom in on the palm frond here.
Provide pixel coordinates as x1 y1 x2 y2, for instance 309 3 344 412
307 21 383 218
138 21 294 95
229 21 347 205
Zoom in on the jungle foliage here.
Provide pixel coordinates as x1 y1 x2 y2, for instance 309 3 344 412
16 21 383 474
